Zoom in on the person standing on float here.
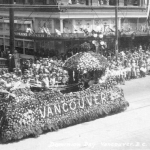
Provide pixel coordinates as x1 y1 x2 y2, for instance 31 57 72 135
14 50 20 69
8 54 15 72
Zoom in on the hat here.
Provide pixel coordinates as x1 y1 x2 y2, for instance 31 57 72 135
43 74 47 77
36 75 39 78
3 75 9 78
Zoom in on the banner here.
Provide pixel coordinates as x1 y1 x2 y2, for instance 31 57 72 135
0 77 129 143
93 19 115 34
73 19 115 35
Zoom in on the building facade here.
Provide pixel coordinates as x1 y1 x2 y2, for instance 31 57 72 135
0 0 149 59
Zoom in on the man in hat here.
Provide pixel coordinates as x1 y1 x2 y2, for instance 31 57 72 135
131 59 137 79
147 55 150 74
41 74 49 90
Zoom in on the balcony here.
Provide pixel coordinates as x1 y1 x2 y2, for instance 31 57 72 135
57 0 147 7
14 26 150 41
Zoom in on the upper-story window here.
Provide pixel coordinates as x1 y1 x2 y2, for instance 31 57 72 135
58 0 90 5
103 0 140 6
0 23 3 31
61 0 143 6
14 0 24 4
124 0 140 6
34 0 46 5
0 0 9 4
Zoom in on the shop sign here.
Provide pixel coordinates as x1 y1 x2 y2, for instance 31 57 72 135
15 32 28 36
93 19 115 34
74 20 83 33
3 19 32 24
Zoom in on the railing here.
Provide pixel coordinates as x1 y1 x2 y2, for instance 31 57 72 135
14 31 116 39
0 0 147 7
14 28 150 40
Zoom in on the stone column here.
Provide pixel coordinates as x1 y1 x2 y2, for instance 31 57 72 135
60 19 64 33
51 19 54 33
72 19 75 33
32 17 35 31
118 18 121 31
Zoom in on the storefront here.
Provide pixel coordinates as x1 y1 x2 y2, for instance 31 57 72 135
1 16 150 58
120 17 150 49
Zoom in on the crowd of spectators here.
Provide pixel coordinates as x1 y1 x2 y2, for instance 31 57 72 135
0 57 69 92
0 44 150 92
101 45 150 85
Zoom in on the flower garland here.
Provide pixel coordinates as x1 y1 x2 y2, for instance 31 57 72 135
0 77 129 143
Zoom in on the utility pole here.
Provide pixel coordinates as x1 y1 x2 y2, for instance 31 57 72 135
115 0 118 60
9 0 15 54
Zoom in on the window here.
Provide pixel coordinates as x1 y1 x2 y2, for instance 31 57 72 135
5 39 10 46
34 0 46 5
124 0 140 6
15 40 23 47
0 23 3 31
5 23 10 31
25 41 34 49
24 0 34 5
0 38 3 45
15 24 23 32
0 0 9 4
15 40 23 54
109 0 117 5
24 41 34 55
46 0 57 5
15 0 24 4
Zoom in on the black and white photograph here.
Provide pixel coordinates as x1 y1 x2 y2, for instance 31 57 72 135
0 0 150 150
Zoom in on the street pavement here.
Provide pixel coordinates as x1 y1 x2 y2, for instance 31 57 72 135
1 76 150 150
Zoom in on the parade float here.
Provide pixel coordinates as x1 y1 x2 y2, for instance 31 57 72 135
0 51 129 143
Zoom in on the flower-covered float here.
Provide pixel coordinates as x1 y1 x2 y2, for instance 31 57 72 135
0 52 129 143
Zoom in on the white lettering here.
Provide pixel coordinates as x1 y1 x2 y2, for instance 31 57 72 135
69 101 76 111
39 107 46 118
101 92 107 104
78 98 85 109
54 104 61 114
62 103 68 112
47 106 53 117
